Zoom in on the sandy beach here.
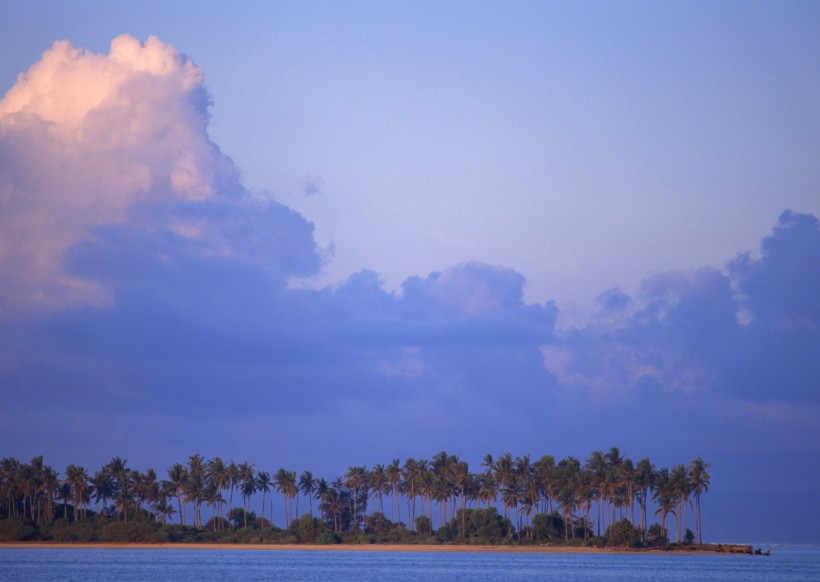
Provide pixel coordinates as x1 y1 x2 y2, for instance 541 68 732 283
0 542 731 554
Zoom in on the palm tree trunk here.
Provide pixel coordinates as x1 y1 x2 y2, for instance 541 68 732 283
395 484 401 521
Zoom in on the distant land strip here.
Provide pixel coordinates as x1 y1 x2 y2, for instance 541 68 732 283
1 449 712 550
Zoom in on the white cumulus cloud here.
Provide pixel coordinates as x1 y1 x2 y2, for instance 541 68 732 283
0 35 238 318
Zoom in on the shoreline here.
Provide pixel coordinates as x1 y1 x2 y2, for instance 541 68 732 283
0 542 739 555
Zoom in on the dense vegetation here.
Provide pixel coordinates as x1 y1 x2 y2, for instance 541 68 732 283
0 449 709 548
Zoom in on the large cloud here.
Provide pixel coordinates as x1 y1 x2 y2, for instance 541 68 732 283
0 35 319 318
548 210 820 407
0 37 557 429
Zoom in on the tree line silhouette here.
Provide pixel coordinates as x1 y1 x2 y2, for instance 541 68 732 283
0 448 710 545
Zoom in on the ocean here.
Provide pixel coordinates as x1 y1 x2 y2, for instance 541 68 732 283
1 546 818 581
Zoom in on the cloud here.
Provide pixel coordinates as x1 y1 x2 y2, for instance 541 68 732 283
1 36 559 439
303 179 322 196
730 210 820 330
725 210 820 401
596 287 631 312
3 35 818 422
0 34 320 319
551 210 820 404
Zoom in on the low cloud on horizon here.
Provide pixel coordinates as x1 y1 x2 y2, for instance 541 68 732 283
2 36 819 543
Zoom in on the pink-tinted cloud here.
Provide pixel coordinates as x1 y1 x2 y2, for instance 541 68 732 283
0 35 301 318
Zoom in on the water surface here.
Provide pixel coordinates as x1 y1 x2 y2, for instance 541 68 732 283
1 546 818 581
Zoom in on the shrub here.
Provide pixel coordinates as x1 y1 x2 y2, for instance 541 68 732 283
364 512 393 535
605 518 642 548
531 512 563 542
228 508 257 529
315 531 339 545
435 523 457 542
234 527 278 544
0 518 35 541
684 528 695 545
590 535 606 548
470 508 500 539
47 519 97 542
647 523 667 546
297 514 325 543
414 515 432 535
159 524 202 543
205 516 230 532
100 521 155 542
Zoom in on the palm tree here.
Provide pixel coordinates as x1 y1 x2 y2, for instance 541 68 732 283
206 457 229 526
431 475 450 529
185 470 208 528
274 468 295 527
466 473 481 513
41 465 59 523
515 455 537 533
132 470 147 521
321 486 342 532
634 457 655 540
402 459 419 530
146 469 161 520
256 471 272 526
450 458 471 537
17 463 34 521
481 453 495 473
344 466 367 531
689 457 710 544
584 450 608 536
1 458 21 518
92 470 115 516
314 477 329 522
556 456 582 540
64 464 89 522
431 451 451 525
188 454 205 478
417 464 433 526
227 461 240 516
202 483 224 531
502 478 524 539
237 462 256 528
605 447 624 526
415 459 430 524
156 494 175 525
368 464 387 516
385 459 402 525
298 471 317 517
188 455 206 526
104 458 132 523
652 467 675 542
620 458 636 525
577 470 596 541
477 471 497 509
27 457 46 523
166 463 188 525
534 454 555 514
670 464 690 543
494 452 514 519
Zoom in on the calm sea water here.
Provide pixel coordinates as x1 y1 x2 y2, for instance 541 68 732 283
1 546 819 581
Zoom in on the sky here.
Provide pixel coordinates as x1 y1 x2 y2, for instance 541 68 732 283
1 1 819 543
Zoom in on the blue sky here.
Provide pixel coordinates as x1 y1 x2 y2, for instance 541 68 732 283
1 1 819 543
